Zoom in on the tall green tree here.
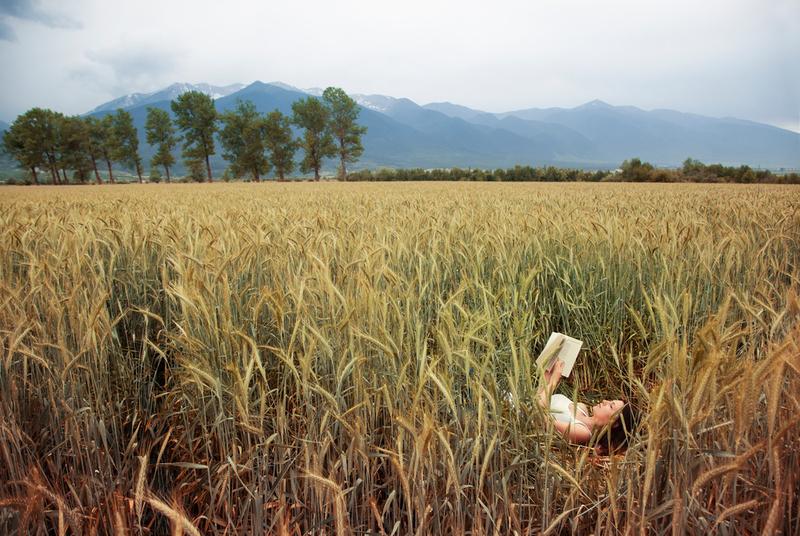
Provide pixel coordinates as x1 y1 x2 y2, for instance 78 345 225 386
145 107 177 182
322 87 367 179
90 115 117 183
291 97 335 181
620 158 654 182
218 100 270 182
111 109 143 183
264 110 297 181
84 117 109 184
2 108 63 184
59 116 93 183
187 158 207 182
2 124 39 183
3 110 48 184
171 91 217 182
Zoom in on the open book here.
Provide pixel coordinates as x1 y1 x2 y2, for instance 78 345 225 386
535 332 583 377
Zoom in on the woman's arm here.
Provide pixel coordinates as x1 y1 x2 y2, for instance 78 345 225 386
537 360 592 443
552 419 593 444
536 359 564 409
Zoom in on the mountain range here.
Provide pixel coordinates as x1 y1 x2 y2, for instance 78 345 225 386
87 83 246 114
8 81 800 173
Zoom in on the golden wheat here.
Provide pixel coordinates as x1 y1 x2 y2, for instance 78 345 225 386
0 181 797 534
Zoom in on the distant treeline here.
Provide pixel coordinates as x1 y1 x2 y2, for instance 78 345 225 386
1 87 366 185
347 158 800 184
348 166 611 182
618 158 799 184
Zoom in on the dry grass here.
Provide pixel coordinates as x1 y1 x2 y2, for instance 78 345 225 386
0 181 798 534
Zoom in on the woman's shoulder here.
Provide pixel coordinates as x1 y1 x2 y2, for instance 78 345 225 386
549 393 571 412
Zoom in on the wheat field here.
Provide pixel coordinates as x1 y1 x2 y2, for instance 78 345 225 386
0 182 798 535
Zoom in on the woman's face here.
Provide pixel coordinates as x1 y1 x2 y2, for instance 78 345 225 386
592 399 625 426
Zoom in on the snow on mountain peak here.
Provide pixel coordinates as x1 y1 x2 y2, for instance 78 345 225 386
87 83 245 114
352 94 399 113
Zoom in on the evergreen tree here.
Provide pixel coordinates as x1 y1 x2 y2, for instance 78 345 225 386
145 107 177 182
171 91 217 182
291 97 335 181
322 87 367 179
263 110 297 181
111 109 143 183
218 100 270 182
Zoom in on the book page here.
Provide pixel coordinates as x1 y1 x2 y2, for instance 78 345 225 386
535 332 583 377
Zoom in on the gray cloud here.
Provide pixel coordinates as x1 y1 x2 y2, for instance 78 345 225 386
80 44 182 95
0 0 81 29
0 17 14 40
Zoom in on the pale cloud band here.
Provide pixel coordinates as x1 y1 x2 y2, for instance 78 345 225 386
0 0 797 132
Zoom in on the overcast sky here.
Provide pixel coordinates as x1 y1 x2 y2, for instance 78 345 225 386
1 0 798 131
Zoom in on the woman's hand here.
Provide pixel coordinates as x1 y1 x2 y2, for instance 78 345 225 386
537 359 564 409
544 359 564 389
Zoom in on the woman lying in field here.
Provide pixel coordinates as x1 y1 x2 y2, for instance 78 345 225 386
537 360 637 454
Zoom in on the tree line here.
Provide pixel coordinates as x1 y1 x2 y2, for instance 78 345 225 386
346 160 799 184
2 87 366 184
618 158 799 184
347 166 612 182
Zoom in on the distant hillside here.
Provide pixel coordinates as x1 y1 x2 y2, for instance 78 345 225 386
90 82 563 173
212 82 460 168
486 100 800 167
355 94 563 163
87 83 800 170
4 81 798 175
88 82 469 173
423 102 489 122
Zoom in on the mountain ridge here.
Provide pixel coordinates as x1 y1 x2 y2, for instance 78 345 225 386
51 81 800 170
87 83 246 114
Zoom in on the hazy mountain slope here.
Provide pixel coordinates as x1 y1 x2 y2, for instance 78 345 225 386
215 81 303 115
645 110 800 167
88 100 174 175
221 84 562 168
422 102 489 121
86 82 305 175
424 102 599 160
5 82 797 174
494 100 800 167
497 106 568 122
464 113 595 161
87 82 497 173
216 83 466 168
357 95 558 163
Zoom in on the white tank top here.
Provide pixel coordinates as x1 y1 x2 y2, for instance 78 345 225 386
550 394 590 430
